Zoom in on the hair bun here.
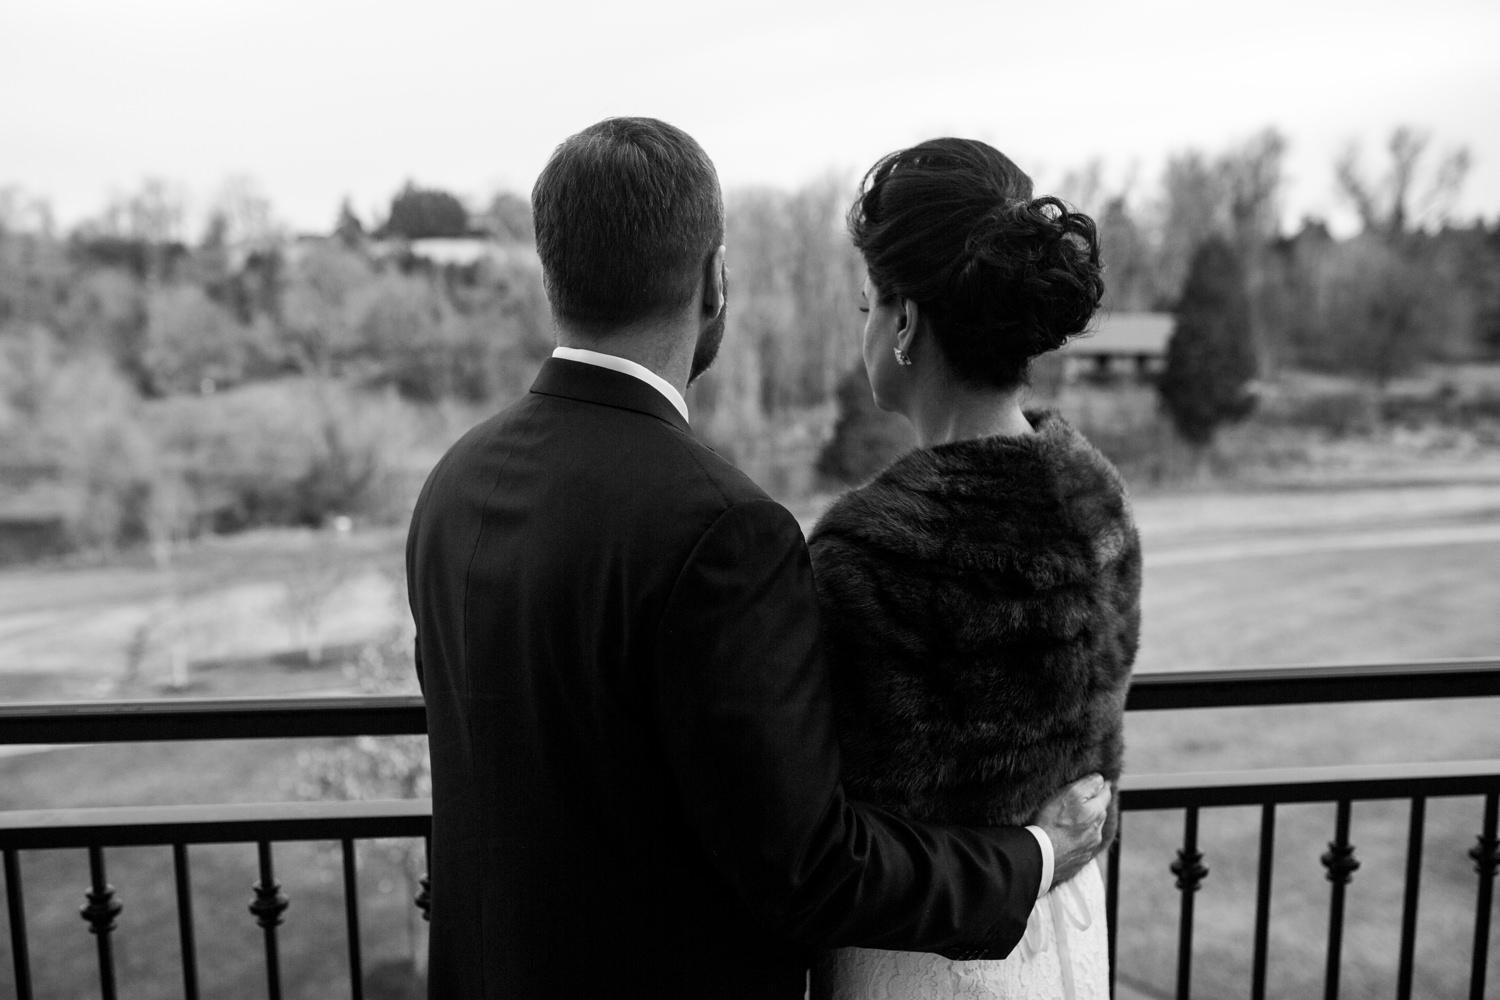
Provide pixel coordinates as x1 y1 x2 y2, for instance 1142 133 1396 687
963 196 1104 358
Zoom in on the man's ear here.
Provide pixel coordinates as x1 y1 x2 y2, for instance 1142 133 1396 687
703 245 726 318
897 297 920 354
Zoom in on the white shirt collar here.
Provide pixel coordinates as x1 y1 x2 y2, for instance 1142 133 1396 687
551 346 689 424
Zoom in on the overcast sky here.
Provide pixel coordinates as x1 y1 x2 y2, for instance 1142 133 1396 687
5 0 1497 236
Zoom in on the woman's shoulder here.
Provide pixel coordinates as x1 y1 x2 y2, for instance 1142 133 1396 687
806 444 949 564
1020 408 1133 497
810 410 1135 568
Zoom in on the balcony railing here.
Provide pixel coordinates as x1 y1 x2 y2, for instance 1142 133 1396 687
2 657 1498 1000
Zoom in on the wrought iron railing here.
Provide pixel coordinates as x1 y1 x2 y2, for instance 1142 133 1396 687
1 801 430 1000
2 657 1498 1000
1115 658 1500 1000
1108 759 1498 1000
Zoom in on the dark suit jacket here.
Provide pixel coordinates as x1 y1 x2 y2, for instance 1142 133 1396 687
406 358 1042 999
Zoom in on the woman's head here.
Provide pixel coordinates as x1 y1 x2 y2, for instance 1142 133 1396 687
850 138 1104 392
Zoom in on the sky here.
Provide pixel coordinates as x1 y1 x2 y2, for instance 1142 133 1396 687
4 0 1498 237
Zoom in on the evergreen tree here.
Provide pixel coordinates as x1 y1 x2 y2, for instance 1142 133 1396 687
815 363 916 485
384 182 469 240
334 198 365 248
1158 237 1258 447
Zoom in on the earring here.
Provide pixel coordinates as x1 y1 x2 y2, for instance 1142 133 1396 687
893 347 912 367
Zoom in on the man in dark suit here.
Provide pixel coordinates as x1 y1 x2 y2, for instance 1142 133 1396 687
406 117 1110 999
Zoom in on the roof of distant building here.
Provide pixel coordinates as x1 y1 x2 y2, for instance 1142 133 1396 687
387 237 542 269
1061 311 1174 357
405 237 496 265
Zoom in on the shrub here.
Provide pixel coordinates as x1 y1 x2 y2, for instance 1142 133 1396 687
0 324 161 550
147 378 419 532
816 363 916 485
142 283 263 394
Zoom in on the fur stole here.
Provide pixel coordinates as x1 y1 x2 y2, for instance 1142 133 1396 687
808 410 1141 845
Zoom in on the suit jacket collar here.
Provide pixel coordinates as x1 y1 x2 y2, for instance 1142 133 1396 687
530 357 691 434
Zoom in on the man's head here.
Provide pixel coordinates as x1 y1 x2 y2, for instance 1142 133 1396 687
532 118 725 368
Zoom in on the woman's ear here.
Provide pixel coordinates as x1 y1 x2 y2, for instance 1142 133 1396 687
703 245 726 318
897 297 920 354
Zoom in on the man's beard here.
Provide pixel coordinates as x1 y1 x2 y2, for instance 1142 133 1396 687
688 265 728 386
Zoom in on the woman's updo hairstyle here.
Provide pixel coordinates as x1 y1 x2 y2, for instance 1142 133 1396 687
849 138 1105 388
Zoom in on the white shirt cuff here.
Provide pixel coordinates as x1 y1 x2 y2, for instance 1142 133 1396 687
1025 825 1054 899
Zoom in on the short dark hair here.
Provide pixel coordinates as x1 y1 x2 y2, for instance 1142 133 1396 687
532 117 724 332
849 137 1105 388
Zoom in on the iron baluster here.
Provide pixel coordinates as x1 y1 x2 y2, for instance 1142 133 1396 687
80 845 122 1000
1321 799 1360 1000
1169 806 1207 1000
1106 815 1121 1000
172 843 200 1000
169 844 201 1000
4 848 34 1000
1471 791 1498 1000
1251 803 1276 1000
1396 797 1425 1000
249 840 289 1000
342 838 364 1000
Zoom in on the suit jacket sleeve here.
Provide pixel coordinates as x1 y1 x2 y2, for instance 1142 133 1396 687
654 498 1041 957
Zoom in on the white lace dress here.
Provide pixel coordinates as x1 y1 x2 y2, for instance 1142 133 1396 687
809 858 1109 1000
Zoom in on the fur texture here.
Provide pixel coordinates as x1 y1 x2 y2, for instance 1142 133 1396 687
808 410 1141 850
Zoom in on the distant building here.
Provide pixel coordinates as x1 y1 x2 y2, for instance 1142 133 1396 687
404 237 501 266
375 237 542 270
1059 311 1174 380
1027 311 1173 399
0 464 72 565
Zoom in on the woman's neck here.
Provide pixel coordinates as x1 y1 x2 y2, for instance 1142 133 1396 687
903 371 1032 447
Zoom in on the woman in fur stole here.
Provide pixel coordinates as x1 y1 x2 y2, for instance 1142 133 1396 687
808 139 1141 1000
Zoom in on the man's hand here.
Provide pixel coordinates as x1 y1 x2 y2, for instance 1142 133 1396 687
1033 773 1111 890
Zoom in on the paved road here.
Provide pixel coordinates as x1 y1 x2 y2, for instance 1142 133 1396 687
1145 519 1500 566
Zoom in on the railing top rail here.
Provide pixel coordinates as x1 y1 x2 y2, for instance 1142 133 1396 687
0 658 1497 745
1124 656 1500 711
0 797 431 850
0 693 427 745
1121 757 1500 810
2 758 1496 848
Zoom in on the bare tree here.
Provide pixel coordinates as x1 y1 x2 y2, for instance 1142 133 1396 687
1219 128 1289 371
206 174 281 248
1153 151 1229 303
1307 236 1439 388
1221 128 1287 253
124 178 189 244
1055 158 1108 218
0 186 54 237
1098 196 1157 311
784 175 864 407
1335 126 1472 238
712 177 862 422
72 178 191 281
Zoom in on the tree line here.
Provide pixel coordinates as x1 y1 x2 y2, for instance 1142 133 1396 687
2 125 1498 556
